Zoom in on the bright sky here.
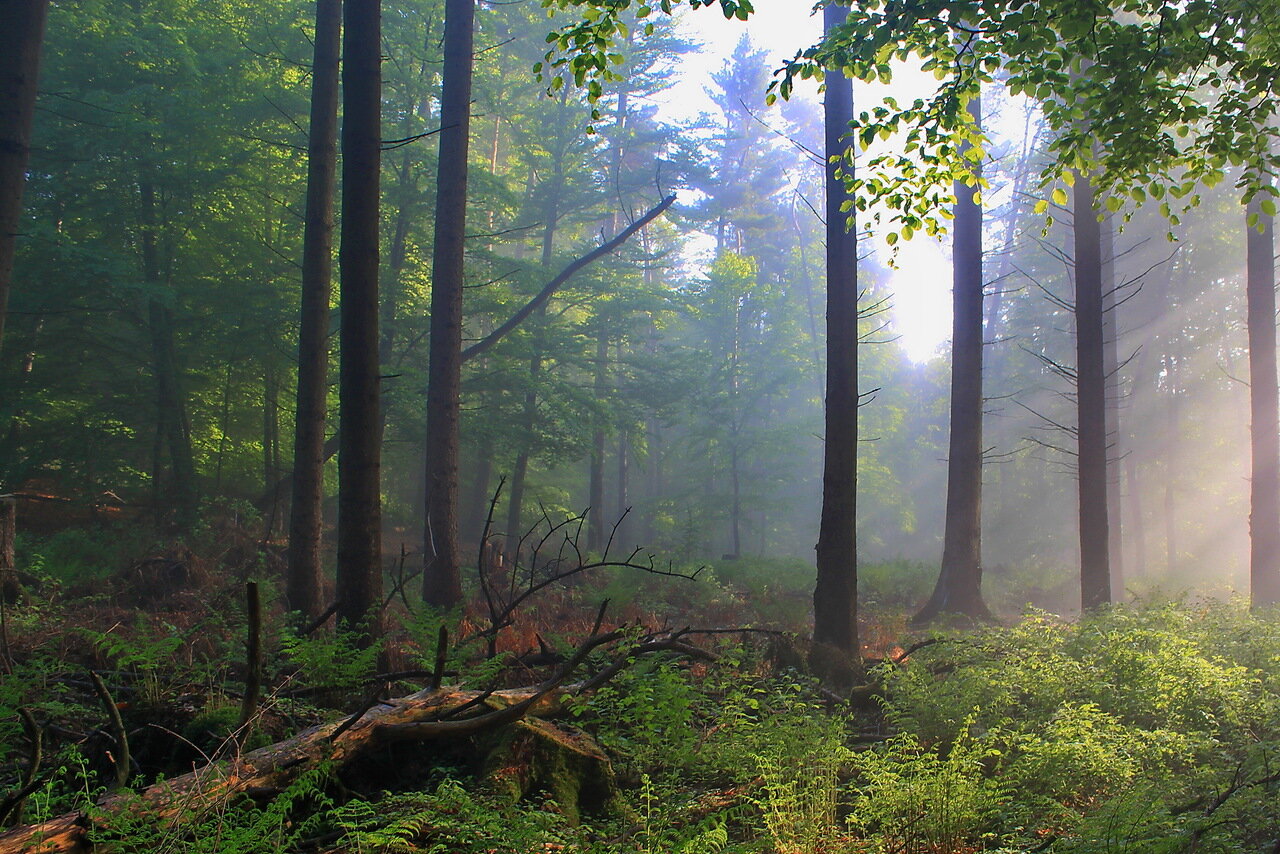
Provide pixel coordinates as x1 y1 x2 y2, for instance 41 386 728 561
659 0 955 363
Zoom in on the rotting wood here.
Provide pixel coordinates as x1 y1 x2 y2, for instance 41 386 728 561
0 629 713 854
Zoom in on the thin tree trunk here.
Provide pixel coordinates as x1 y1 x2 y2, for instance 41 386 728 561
1247 193 1280 608
811 2 860 684
1124 451 1145 580
916 95 989 624
263 366 281 532
422 0 475 608
286 0 341 621
616 426 630 547
588 334 608 552
140 180 197 529
0 0 49 359
728 437 741 559
464 434 493 546
505 341 543 564
1075 172 1111 611
1162 370 1181 574
336 0 384 644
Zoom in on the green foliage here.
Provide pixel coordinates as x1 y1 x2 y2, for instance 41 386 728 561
328 778 580 854
579 660 700 773
849 727 1006 854
875 602 1280 850
18 528 117 584
277 626 382 694
81 615 185 703
771 0 1280 243
89 761 336 853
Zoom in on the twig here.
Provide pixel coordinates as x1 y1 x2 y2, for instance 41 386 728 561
300 601 339 637
88 671 130 789
329 684 390 742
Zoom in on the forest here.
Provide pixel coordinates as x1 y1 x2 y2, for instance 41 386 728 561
0 0 1279 850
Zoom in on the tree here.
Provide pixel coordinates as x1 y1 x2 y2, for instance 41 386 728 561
0 0 49 368
421 0 475 609
336 0 383 643
915 94 990 623
286 0 342 621
1247 191 1279 608
811 1 861 684
1074 171 1111 610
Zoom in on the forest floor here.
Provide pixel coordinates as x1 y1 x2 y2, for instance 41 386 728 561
0 515 1278 853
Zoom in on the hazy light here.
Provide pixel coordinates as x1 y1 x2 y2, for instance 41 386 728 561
657 0 954 362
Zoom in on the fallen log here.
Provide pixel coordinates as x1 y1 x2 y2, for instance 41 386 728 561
0 629 707 853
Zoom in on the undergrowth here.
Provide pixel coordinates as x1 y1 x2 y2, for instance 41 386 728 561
3 524 1279 853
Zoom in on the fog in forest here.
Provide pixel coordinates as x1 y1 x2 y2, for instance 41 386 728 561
0 0 1266 617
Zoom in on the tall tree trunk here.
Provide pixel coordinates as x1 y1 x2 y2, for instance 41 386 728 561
422 0 475 608
1074 173 1111 610
915 95 989 624
1102 214 1123 598
336 0 383 643
811 2 860 684
1247 192 1280 608
286 0 341 621
140 180 197 529
0 0 49 361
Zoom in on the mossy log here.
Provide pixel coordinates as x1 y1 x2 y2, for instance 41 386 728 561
0 630 707 853
0 686 581 853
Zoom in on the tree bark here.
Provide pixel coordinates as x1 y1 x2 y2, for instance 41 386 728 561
811 2 860 685
915 95 989 624
505 339 544 564
285 0 341 622
336 0 383 643
140 180 197 530
0 497 16 603
1102 213 1123 598
422 0 475 608
1247 192 1280 608
588 334 608 552
0 0 49 360
1074 172 1111 611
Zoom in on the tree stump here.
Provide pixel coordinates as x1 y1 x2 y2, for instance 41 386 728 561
480 716 626 825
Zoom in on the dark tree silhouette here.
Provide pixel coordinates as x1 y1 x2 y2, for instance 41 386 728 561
915 95 990 624
0 0 49 359
422 0 475 608
1247 192 1280 609
811 2 860 685
286 0 341 621
336 0 383 642
1075 171 1111 610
